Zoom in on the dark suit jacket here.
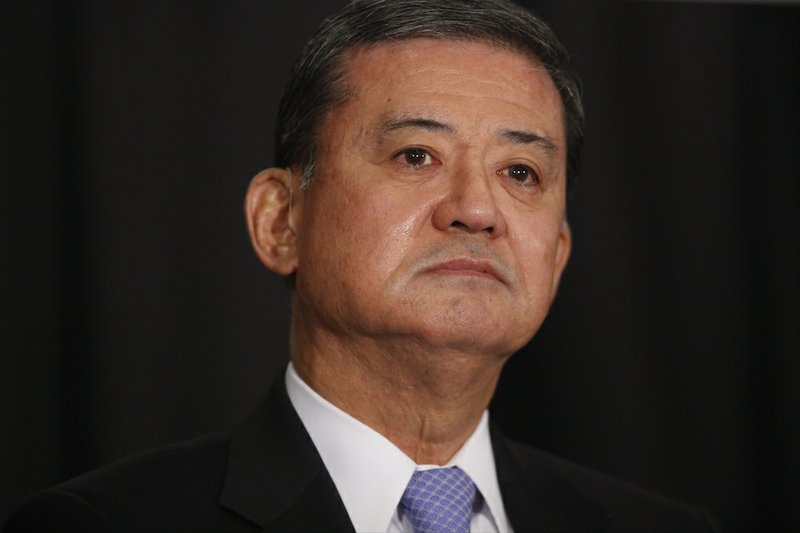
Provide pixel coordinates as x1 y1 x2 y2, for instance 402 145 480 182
4 378 719 532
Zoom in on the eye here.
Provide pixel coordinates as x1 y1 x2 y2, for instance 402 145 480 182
399 148 432 168
499 164 540 186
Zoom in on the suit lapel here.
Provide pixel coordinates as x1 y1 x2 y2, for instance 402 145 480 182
491 423 613 533
218 375 612 532
219 377 354 532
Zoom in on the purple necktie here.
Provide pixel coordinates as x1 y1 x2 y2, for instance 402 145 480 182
400 466 477 533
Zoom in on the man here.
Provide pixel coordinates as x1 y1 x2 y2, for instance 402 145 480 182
5 1 719 532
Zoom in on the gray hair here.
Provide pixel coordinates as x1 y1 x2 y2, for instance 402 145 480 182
274 0 584 190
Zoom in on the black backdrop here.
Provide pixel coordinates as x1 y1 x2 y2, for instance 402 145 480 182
1 1 798 531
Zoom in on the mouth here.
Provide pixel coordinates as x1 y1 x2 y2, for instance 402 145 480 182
425 258 505 283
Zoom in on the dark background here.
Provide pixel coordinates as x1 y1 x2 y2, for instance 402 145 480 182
1 0 798 531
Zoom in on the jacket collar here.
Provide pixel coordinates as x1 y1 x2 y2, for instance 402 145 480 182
491 422 613 533
218 374 611 532
218 377 355 531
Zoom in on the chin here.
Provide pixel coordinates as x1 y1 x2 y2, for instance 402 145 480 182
407 312 532 357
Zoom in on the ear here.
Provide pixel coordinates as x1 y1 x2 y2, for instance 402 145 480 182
244 168 298 276
551 220 572 294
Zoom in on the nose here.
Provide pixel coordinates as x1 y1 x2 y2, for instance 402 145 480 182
431 163 507 238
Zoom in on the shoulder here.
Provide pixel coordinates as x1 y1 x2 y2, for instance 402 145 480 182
497 436 720 532
3 432 255 533
3 489 112 533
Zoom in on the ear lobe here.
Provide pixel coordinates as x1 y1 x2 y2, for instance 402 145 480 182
551 220 572 294
245 168 298 276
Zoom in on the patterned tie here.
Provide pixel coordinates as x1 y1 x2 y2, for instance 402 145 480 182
400 466 477 533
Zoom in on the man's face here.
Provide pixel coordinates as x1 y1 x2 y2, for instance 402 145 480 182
290 38 571 357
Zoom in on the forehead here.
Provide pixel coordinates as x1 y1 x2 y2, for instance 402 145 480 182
325 38 565 150
342 36 548 78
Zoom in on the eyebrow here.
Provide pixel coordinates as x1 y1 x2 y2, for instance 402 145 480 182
500 128 558 158
379 116 455 135
378 115 559 158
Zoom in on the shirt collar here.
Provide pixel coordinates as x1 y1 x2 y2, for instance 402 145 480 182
285 362 511 532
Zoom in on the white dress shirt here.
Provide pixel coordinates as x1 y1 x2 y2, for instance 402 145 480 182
285 363 513 533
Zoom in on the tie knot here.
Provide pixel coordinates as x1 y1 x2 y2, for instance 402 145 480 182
400 466 477 533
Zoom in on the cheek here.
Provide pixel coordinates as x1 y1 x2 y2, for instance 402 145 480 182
511 219 563 297
301 182 426 288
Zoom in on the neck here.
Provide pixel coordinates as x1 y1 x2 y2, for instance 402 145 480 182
290 306 509 465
